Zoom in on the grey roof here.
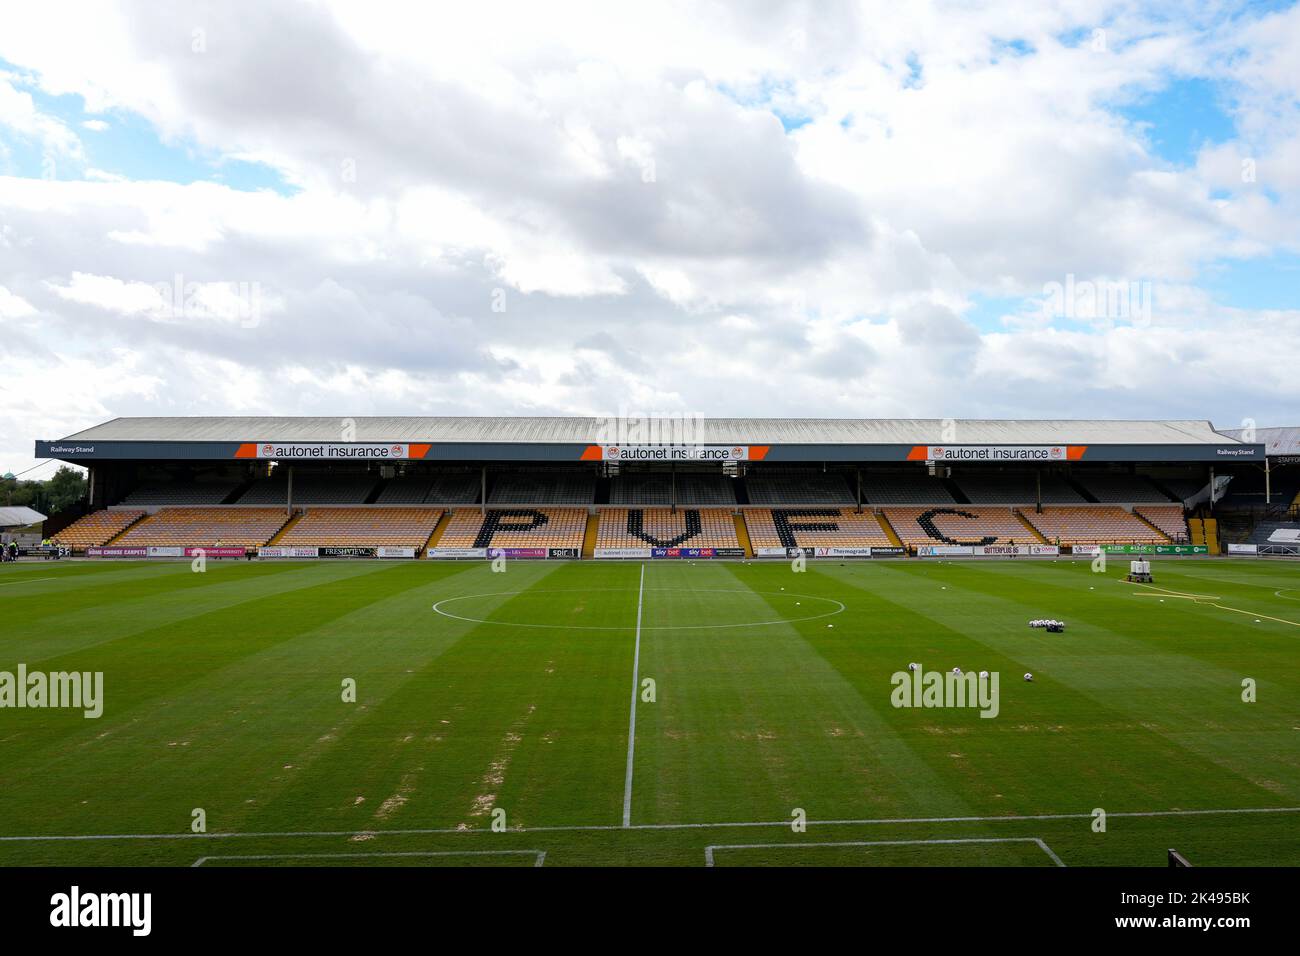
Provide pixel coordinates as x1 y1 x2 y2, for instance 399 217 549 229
0 506 47 527
56 416 1242 446
1218 426 1300 456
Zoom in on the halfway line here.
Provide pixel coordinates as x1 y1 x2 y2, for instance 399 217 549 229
622 563 646 828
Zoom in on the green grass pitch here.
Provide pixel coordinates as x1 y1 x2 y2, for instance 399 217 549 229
1 556 1298 867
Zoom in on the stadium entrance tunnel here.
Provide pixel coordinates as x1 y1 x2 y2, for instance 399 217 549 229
431 587 846 631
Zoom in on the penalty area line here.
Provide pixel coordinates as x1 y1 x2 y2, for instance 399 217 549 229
5 806 1299 843
1132 582 1300 627
192 849 546 867
703 837 1065 868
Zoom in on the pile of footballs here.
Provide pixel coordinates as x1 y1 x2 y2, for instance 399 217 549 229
1029 618 1066 633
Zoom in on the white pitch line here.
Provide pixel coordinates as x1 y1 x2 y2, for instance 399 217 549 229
4 806 1297 843
622 563 646 828
703 837 1064 868
1034 838 1066 867
430 587 843 631
192 849 546 867
0 578 58 587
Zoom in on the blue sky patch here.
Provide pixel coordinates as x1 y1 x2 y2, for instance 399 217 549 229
1201 253 1300 311
717 75 814 133
1116 76 1237 166
0 58 295 194
963 294 1034 332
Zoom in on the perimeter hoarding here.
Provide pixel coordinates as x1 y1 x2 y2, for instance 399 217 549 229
918 544 1065 557
1101 544 1208 554
969 545 1060 557
594 548 653 559
86 546 246 558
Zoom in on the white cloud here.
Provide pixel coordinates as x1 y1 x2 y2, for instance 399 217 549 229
0 284 36 318
0 0 1298 473
0 73 84 164
48 271 168 315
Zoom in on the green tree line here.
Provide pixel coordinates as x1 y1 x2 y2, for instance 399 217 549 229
1 467 87 516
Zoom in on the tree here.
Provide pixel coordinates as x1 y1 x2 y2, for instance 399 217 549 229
45 466 87 513
0 467 86 513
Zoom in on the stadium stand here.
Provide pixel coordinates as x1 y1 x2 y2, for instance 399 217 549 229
674 475 736 505
744 508 891 549
1162 478 1207 502
487 473 595 504
1134 505 1190 542
1247 519 1300 547
377 475 479 505
608 474 735 505
277 507 443 548
1021 506 1165 545
115 507 289 548
374 477 432 504
609 476 673 505
955 474 1085 504
596 509 740 549
861 473 954 504
34 416 1274 562
52 509 145 547
120 481 239 506
1217 473 1300 511
437 508 587 549
1075 475 1172 502
422 475 480 504
882 507 1032 547
238 475 377 504
746 475 853 505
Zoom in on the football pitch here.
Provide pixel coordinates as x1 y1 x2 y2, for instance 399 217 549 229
1 556 1297 867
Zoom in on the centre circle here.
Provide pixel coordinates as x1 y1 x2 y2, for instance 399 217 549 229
431 587 846 630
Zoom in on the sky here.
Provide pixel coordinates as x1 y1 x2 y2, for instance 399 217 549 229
1 0 1299 476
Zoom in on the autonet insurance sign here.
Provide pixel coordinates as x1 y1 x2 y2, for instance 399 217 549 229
236 442 427 460
909 445 1083 462
586 444 768 462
